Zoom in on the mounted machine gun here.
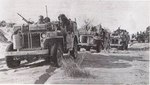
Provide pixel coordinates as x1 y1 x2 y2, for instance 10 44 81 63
17 13 33 24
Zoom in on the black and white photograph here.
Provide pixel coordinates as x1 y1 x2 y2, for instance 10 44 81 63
0 0 149 84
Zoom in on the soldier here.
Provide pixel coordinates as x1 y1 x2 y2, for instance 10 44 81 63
146 26 150 42
139 31 143 43
136 32 140 42
101 28 105 49
132 34 135 39
125 32 130 50
37 15 45 24
90 26 97 34
44 17 50 23
120 31 127 50
103 30 111 52
142 32 146 43
58 14 73 51
58 14 73 32
58 14 68 43
115 27 121 35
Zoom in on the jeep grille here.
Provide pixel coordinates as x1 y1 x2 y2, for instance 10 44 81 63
22 33 41 49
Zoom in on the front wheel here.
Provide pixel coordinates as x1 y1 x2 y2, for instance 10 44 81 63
119 46 123 50
96 40 102 53
5 43 20 68
125 44 128 50
77 45 80 51
70 41 78 59
96 44 102 52
6 56 20 68
53 44 63 67
86 47 91 51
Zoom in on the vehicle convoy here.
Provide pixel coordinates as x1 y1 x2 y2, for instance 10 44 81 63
110 28 130 50
5 13 79 68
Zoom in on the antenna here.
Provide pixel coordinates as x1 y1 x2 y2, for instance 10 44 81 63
45 5 48 17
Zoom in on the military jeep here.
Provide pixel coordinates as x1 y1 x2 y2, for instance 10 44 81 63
110 35 123 49
5 21 79 68
78 33 103 52
110 32 129 50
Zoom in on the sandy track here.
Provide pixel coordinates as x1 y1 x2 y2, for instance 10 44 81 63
0 50 84 84
45 50 149 84
0 59 57 84
0 43 149 84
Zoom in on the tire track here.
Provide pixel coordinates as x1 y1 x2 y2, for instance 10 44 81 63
34 66 57 84
34 52 85 84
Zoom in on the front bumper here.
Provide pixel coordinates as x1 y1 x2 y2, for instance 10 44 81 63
78 43 96 48
110 44 122 47
5 49 49 56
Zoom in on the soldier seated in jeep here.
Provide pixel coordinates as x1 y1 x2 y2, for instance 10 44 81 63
37 15 45 24
44 17 50 23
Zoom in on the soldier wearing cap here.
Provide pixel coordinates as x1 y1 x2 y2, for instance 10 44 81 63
37 15 45 24
58 14 73 51
44 17 50 23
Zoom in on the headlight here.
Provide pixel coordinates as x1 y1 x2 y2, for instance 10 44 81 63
41 33 46 38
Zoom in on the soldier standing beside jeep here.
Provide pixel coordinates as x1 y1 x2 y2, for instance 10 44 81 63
58 14 74 51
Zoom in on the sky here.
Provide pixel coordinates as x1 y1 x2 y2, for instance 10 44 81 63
0 0 149 34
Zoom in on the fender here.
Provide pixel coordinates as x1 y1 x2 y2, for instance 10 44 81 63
6 43 14 52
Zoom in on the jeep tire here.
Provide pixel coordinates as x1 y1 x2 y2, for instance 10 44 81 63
70 41 78 59
6 43 20 68
96 44 102 52
86 47 91 51
96 40 102 53
77 46 80 51
53 43 63 67
6 56 21 68
119 46 123 50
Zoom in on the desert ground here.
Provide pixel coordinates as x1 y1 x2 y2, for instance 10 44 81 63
0 42 149 84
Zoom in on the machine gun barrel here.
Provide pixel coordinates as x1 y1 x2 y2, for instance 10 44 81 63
17 13 33 24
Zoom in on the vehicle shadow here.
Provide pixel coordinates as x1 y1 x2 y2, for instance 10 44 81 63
34 66 57 84
0 60 51 72
80 53 143 68
19 60 51 68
